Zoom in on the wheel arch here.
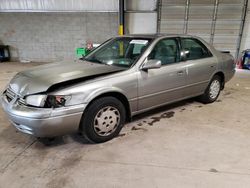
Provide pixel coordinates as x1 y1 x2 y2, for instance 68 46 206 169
84 91 132 122
213 71 225 90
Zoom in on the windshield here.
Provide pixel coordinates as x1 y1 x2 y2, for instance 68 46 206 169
84 37 152 68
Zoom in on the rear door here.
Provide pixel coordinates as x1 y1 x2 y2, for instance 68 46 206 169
180 38 217 96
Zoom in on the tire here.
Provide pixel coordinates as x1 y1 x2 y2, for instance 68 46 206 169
80 97 126 143
199 75 222 104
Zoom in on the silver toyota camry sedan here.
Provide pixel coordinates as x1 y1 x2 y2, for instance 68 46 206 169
1 34 235 143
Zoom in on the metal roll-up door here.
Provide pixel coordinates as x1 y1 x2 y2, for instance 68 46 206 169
159 0 247 57
213 0 245 56
187 0 214 43
159 0 186 34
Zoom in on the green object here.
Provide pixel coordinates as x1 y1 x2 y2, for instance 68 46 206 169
76 48 87 57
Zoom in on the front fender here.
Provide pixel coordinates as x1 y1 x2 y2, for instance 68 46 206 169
84 87 128 103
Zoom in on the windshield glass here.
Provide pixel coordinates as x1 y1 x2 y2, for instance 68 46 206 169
84 37 152 68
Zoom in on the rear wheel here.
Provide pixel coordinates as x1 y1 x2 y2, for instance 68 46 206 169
80 97 125 143
199 75 222 104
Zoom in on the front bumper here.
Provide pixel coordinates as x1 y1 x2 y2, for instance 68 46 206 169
1 94 87 137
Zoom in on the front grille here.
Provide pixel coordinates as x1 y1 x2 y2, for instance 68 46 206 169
18 98 26 105
6 87 16 102
5 87 26 105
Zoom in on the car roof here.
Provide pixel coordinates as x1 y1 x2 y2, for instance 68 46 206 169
120 33 194 39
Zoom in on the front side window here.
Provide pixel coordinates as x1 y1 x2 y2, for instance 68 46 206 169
181 38 212 60
148 38 180 65
84 37 152 68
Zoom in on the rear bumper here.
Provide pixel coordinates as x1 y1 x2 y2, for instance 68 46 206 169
1 95 86 137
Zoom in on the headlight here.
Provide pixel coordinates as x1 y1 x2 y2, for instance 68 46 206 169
25 95 47 107
25 95 71 108
44 95 71 108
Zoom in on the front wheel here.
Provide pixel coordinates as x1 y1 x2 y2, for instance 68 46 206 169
80 97 126 143
199 75 222 104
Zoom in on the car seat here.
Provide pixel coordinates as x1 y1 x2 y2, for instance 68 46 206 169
189 47 203 59
154 46 175 65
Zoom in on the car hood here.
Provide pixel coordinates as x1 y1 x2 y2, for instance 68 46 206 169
9 61 126 96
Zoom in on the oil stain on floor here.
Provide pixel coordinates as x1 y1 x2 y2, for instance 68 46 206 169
122 111 176 137
131 126 148 132
148 111 175 126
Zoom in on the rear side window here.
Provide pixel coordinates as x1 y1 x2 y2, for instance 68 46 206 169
181 38 212 60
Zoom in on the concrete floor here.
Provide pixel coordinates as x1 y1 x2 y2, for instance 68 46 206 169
0 62 250 188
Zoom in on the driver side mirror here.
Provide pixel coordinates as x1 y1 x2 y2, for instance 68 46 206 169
181 50 190 61
141 59 161 70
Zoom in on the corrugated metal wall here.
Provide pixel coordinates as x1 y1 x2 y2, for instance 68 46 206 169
0 0 118 12
159 0 247 57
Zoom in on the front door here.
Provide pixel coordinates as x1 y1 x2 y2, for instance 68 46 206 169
137 38 187 111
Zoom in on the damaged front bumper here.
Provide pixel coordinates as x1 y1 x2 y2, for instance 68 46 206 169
1 94 86 137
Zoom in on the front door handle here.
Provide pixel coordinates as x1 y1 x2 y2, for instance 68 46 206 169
177 71 184 75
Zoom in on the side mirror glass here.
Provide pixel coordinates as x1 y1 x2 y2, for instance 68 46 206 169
181 50 190 61
141 59 161 70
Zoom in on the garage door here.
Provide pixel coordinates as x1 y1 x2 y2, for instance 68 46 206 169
159 0 247 57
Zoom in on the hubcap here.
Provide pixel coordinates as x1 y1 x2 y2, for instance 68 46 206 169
209 80 220 99
94 106 120 136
